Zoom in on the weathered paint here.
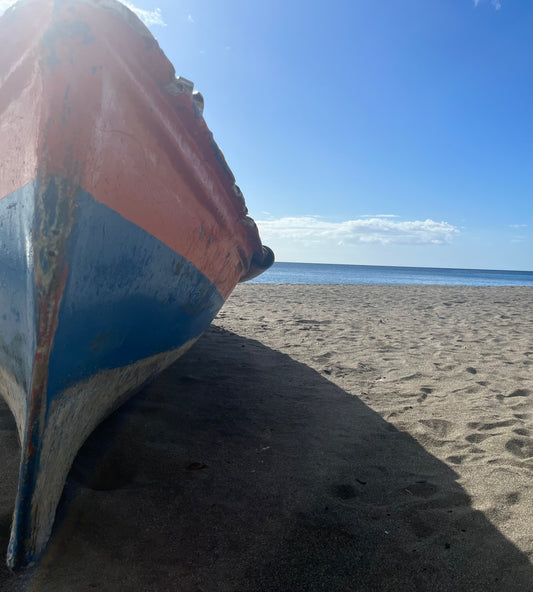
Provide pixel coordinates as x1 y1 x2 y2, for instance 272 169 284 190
0 0 273 570
48 183 224 396
0 183 36 437
0 0 271 299
2 175 227 569
9 338 200 567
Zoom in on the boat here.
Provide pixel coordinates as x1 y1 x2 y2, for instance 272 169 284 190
0 0 273 569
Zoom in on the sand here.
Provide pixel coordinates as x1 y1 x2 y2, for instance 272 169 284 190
0 284 531 591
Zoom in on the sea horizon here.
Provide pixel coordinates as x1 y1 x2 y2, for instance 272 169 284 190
250 261 533 287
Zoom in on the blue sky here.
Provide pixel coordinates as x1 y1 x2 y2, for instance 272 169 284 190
2 0 531 270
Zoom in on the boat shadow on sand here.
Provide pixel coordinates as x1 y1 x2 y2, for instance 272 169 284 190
0 326 532 591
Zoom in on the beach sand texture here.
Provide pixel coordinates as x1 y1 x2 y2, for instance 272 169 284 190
0 284 531 591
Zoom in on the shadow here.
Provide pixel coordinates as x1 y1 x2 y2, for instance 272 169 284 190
1 327 532 591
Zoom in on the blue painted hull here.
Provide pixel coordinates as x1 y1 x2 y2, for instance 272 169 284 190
0 0 273 569
50 181 224 395
1 179 225 393
0 177 226 568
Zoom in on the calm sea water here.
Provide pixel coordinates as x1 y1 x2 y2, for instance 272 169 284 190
250 262 533 287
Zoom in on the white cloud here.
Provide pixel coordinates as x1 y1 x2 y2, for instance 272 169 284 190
0 0 16 16
473 0 502 9
256 216 460 246
187 13 194 23
508 224 527 229
0 1 165 25
121 1 165 27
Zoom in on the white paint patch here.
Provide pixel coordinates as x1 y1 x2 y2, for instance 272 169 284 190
8 337 198 566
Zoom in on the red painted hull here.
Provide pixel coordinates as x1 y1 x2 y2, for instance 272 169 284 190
0 0 272 569
0 0 272 297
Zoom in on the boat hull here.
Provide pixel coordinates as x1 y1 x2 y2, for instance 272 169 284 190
0 0 273 569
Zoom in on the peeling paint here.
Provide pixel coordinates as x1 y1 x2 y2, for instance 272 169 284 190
1 0 273 570
8 175 77 569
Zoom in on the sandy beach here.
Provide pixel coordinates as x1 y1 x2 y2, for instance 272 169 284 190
0 284 531 591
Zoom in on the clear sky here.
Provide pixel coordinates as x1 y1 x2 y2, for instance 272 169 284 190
2 0 531 270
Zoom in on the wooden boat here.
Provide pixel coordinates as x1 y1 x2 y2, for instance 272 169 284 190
0 0 273 569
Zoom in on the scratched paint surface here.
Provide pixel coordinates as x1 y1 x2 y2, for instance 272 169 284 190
48 184 224 396
4 176 225 568
0 0 268 299
0 184 35 394
10 340 198 567
0 0 272 570
0 184 36 437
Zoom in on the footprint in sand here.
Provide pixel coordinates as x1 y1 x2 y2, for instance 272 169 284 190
418 419 452 438
400 372 425 381
512 428 530 437
497 389 531 403
402 481 439 498
505 491 521 505
465 419 520 446
478 419 518 431
311 352 333 363
505 438 533 459
416 386 435 404
464 385 481 394
446 454 468 465
507 388 531 398
469 446 485 454
465 433 492 444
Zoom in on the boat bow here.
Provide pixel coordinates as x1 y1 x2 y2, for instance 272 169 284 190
0 0 273 569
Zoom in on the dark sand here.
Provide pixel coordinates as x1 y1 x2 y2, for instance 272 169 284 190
0 284 532 591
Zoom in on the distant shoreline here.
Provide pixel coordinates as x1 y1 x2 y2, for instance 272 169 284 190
271 261 533 273
250 261 533 287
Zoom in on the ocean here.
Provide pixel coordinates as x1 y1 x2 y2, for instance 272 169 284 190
249 262 533 287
